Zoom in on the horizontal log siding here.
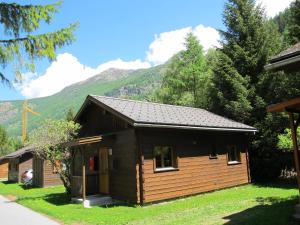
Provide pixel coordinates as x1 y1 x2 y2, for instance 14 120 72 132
43 160 63 187
0 160 8 179
138 129 250 203
109 129 138 203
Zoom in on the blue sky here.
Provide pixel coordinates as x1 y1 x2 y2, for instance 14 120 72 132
0 0 292 101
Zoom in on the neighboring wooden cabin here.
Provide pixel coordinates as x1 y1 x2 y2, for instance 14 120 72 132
71 95 257 204
32 156 62 187
5 146 33 183
0 157 9 181
4 146 62 187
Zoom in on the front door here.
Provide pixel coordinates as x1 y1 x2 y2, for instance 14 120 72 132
99 147 109 194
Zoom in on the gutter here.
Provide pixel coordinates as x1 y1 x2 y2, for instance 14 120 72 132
133 123 257 133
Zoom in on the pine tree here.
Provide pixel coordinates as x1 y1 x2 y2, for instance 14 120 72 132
221 0 280 85
157 32 209 108
0 1 77 85
288 0 300 44
65 108 75 122
209 51 252 122
0 125 7 148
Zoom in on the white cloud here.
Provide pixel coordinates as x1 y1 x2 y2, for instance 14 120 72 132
95 58 150 72
146 24 220 65
16 24 220 98
257 0 293 17
15 53 150 98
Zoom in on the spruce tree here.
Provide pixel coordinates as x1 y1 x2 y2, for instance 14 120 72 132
288 0 300 44
0 1 77 85
209 51 252 122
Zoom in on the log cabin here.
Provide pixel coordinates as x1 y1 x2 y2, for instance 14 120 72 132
0 157 8 181
3 146 62 187
71 95 257 204
6 146 34 182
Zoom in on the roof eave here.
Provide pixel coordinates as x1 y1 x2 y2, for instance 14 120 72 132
265 54 300 71
133 122 257 133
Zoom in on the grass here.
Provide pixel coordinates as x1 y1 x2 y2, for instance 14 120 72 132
0 182 299 225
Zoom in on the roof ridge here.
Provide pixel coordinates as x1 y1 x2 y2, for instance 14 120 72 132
90 94 209 111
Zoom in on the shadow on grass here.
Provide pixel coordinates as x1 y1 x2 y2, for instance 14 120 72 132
1 181 15 185
223 196 299 225
43 193 71 206
16 193 72 206
253 178 298 190
97 201 137 208
20 184 40 190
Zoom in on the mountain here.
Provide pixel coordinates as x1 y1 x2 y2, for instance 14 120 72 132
0 64 166 138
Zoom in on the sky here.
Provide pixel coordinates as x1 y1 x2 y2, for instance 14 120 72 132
0 0 293 101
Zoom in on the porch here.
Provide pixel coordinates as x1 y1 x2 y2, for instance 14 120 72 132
69 135 115 207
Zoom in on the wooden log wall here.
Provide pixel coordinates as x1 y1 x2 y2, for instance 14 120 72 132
138 129 250 203
0 159 8 180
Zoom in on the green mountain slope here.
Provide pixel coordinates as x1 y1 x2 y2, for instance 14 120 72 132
0 64 165 138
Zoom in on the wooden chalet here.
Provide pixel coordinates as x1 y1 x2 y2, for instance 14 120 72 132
266 42 300 219
0 156 8 180
4 146 62 187
71 95 257 204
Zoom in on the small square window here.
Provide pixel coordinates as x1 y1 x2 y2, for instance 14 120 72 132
227 145 241 164
210 144 218 159
154 146 177 171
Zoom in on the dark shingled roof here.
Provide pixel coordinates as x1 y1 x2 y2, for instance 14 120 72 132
85 95 257 132
265 42 300 71
270 43 300 63
3 145 34 159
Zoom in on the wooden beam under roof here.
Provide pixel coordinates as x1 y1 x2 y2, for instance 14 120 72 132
267 97 300 113
66 136 102 147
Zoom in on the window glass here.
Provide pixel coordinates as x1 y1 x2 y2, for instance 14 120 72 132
227 145 241 163
154 146 175 169
210 144 217 158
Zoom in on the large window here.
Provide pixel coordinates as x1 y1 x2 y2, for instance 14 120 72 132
154 146 177 171
227 145 241 164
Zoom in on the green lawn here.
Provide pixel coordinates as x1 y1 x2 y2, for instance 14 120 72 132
0 182 298 225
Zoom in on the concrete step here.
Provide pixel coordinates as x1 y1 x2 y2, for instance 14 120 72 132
72 195 113 208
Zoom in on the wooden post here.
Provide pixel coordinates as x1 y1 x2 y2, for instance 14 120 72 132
82 148 86 201
289 112 300 194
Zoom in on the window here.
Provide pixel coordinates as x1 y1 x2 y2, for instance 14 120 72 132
210 144 218 159
154 146 177 171
227 145 241 164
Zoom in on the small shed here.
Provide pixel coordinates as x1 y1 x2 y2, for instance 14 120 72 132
70 95 257 204
0 156 9 181
4 146 62 187
5 146 33 183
